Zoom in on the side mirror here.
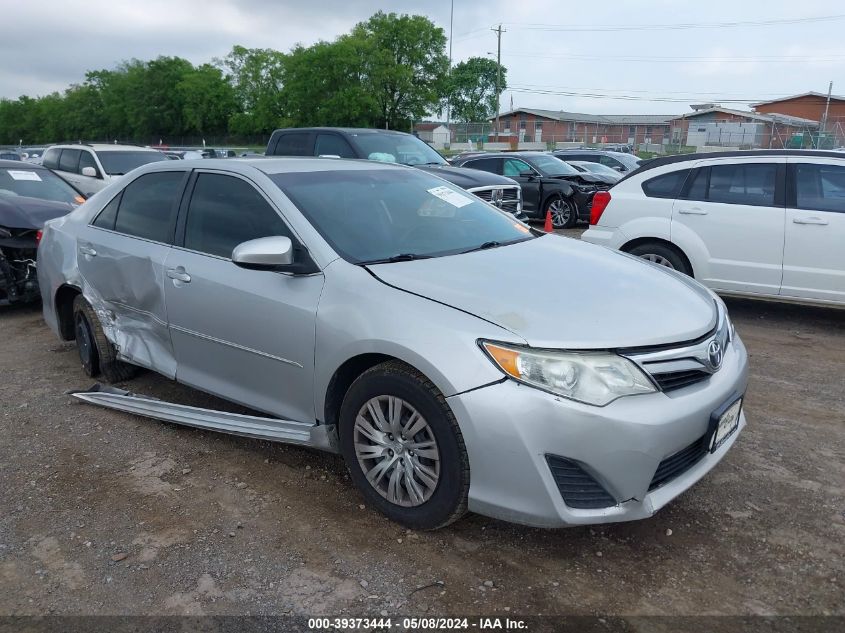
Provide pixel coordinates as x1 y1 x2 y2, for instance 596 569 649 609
232 236 294 270
81 166 98 178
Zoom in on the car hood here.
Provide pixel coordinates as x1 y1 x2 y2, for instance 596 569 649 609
366 235 717 349
0 195 75 230
415 164 519 188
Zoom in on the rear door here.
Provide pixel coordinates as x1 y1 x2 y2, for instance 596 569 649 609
268 131 315 156
164 170 324 421
672 158 785 295
314 133 356 158
78 170 188 377
781 158 845 304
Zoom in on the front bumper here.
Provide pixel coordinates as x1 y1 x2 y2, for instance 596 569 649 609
447 335 748 527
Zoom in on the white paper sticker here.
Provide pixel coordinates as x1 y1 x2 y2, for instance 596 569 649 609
427 185 473 208
8 170 42 182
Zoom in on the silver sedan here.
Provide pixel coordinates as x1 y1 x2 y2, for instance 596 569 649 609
38 158 748 529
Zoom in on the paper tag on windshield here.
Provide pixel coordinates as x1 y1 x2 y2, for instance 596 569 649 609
8 170 42 181
427 186 473 208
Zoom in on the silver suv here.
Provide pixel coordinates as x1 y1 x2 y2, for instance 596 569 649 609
38 157 748 530
42 144 168 196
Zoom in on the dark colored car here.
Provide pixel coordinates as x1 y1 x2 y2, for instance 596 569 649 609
266 128 526 221
0 160 84 305
551 149 642 174
565 160 622 185
451 152 608 228
0 151 22 161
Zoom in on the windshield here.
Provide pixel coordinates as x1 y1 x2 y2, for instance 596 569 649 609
350 133 447 167
271 168 533 264
96 150 168 175
0 167 84 205
528 155 580 176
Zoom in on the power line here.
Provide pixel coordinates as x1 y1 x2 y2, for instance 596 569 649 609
500 51 845 63
502 14 845 33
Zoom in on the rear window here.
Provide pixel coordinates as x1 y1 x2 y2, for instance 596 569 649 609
642 169 690 199
272 133 312 156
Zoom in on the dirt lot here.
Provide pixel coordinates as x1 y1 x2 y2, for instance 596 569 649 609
1 234 843 618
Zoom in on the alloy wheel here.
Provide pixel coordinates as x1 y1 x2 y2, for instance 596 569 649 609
353 395 441 507
640 253 675 269
548 198 573 228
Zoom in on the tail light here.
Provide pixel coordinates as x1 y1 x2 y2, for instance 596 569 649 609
590 191 611 226
35 230 43 244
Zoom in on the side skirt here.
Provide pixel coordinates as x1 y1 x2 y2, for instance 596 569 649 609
69 384 338 453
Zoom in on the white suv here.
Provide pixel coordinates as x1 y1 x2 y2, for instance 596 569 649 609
42 144 168 196
582 150 845 307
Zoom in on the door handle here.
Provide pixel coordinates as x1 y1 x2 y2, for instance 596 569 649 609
677 207 708 215
166 268 191 283
792 217 829 226
79 246 97 257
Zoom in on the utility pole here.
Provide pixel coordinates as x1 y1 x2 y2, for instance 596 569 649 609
445 0 454 148
821 81 833 135
492 23 505 141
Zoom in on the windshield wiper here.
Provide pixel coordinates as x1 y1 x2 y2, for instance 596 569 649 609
461 241 502 254
359 253 433 265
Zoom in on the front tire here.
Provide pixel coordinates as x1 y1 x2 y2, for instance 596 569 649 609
72 296 139 383
338 360 469 530
627 242 692 276
546 195 577 228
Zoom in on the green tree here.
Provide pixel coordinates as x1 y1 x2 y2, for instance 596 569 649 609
178 64 237 135
217 46 286 134
283 35 376 127
448 57 507 123
352 11 449 129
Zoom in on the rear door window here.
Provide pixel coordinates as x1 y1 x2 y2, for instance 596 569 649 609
314 134 356 159
273 133 313 156
793 163 845 213
113 172 185 243
708 164 776 206
58 149 81 173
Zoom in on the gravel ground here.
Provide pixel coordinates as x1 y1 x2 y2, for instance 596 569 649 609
1 228 843 617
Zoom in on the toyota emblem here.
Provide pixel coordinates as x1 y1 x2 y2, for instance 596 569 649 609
707 339 723 370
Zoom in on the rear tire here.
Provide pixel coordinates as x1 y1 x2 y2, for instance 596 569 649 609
627 242 692 276
72 296 139 383
338 360 469 530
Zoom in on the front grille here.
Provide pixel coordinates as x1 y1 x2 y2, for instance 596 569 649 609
648 434 709 491
650 369 711 392
546 455 617 509
471 186 519 202
469 186 521 213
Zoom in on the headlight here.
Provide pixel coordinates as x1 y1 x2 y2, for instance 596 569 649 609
480 341 656 406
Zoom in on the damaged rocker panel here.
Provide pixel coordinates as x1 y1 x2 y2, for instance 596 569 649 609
69 384 338 452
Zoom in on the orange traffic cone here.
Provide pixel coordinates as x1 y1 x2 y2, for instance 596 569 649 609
544 210 553 233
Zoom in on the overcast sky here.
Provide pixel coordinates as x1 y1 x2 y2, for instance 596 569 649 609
2 0 844 116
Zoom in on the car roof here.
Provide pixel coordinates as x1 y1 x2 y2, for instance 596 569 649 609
627 148 845 178
47 143 162 152
553 148 629 157
131 156 412 177
0 159 45 169
272 127 412 136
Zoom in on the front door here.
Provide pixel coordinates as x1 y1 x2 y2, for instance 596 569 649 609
164 171 324 422
673 159 785 295
77 171 187 376
781 159 845 304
